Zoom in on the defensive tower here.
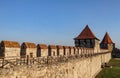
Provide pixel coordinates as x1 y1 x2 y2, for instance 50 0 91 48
74 25 100 52
100 32 114 51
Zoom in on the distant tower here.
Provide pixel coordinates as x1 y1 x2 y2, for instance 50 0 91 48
100 32 114 51
74 25 100 50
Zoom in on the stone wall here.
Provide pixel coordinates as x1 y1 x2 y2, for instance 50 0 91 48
26 48 37 58
4 48 20 59
0 52 111 78
0 41 112 78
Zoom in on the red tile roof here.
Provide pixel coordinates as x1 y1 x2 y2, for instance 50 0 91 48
56 45 63 49
101 32 113 44
22 42 36 48
37 44 47 49
74 25 99 40
63 46 69 49
1 40 20 48
48 45 56 49
69 46 74 49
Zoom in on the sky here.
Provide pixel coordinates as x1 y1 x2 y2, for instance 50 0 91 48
0 0 120 48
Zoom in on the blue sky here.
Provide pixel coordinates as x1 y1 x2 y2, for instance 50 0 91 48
0 0 120 48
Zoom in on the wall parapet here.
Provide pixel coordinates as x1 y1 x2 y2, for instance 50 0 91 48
0 40 111 59
0 40 112 78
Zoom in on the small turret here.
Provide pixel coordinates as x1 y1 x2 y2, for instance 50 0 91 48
100 32 113 51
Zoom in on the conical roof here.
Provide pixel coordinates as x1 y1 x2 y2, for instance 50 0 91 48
74 25 99 40
101 32 113 44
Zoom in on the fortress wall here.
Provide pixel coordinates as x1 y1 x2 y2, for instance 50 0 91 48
0 52 111 78
104 52 111 63
91 55 103 78
0 41 112 78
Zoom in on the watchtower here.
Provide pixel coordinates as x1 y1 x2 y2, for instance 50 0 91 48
74 25 100 53
100 32 113 51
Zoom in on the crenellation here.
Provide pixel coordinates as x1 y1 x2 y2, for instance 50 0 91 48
86 48 89 56
88 48 93 56
0 39 113 64
56 45 64 56
21 42 37 58
63 46 69 57
69 46 75 56
37 44 48 57
75 47 79 55
48 45 57 56
0 40 20 59
78 47 82 56
83 48 87 56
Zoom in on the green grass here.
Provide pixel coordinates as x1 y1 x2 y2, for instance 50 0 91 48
95 58 120 78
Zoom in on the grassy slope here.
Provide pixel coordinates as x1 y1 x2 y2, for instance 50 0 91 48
95 58 120 78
